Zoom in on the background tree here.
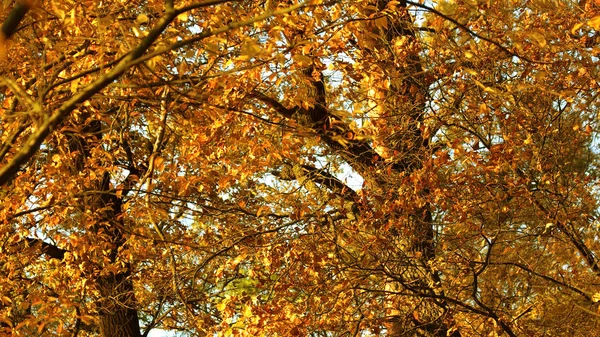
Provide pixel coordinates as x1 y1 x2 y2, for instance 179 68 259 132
1 0 599 336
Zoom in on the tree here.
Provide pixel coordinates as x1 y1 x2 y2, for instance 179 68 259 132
1 0 599 336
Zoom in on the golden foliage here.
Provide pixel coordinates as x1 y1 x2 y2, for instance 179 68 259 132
1 0 600 336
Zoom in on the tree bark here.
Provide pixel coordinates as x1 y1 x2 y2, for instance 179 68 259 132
70 114 142 337
1 0 30 40
98 270 142 337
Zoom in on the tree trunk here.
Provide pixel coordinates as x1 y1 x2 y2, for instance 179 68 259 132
70 116 142 337
93 173 142 337
98 270 142 337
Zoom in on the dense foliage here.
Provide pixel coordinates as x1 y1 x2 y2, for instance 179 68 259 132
1 0 600 336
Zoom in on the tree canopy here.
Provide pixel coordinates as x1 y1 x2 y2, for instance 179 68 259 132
1 0 600 336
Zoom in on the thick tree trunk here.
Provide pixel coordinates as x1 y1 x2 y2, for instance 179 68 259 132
70 116 142 337
248 1 455 334
98 270 142 337
94 173 142 337
378 2 451 334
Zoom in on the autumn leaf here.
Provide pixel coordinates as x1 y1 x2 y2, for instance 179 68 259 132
1 1 599 337
588 16 600 30
527 30 547 47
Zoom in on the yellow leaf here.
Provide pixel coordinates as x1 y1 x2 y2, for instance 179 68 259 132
54 9 66 20
479 103 490 114
385 1 400 10
331 134 349 147
237 41 262 61
178 12 189 22
293 54 312 67
527 31 546 48
37 322 46 334
136 14 149 24
484 86 500 94
464 68 478 76
374 16 388 29
256 206 269 217
353 134 374 141
571 22 584 35
588 16 600 30
177 61 188 75
243 305 252 317
216 301 227 311
394 36 408 47
0 296 12 305
79 315 96 324
146 58 156 70
205 43 219 54
70 78 80 93
154 156 165 171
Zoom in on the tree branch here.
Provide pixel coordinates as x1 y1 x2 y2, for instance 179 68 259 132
526 187 600 277
0 5 179 187
25 238 66 260
251 87 388 177
486 261 593 302
274 163 359 200
0 0 30 41
406 1 550 64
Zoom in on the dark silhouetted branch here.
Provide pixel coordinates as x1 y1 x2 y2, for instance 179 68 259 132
1 1 30 40
25 238 66 260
